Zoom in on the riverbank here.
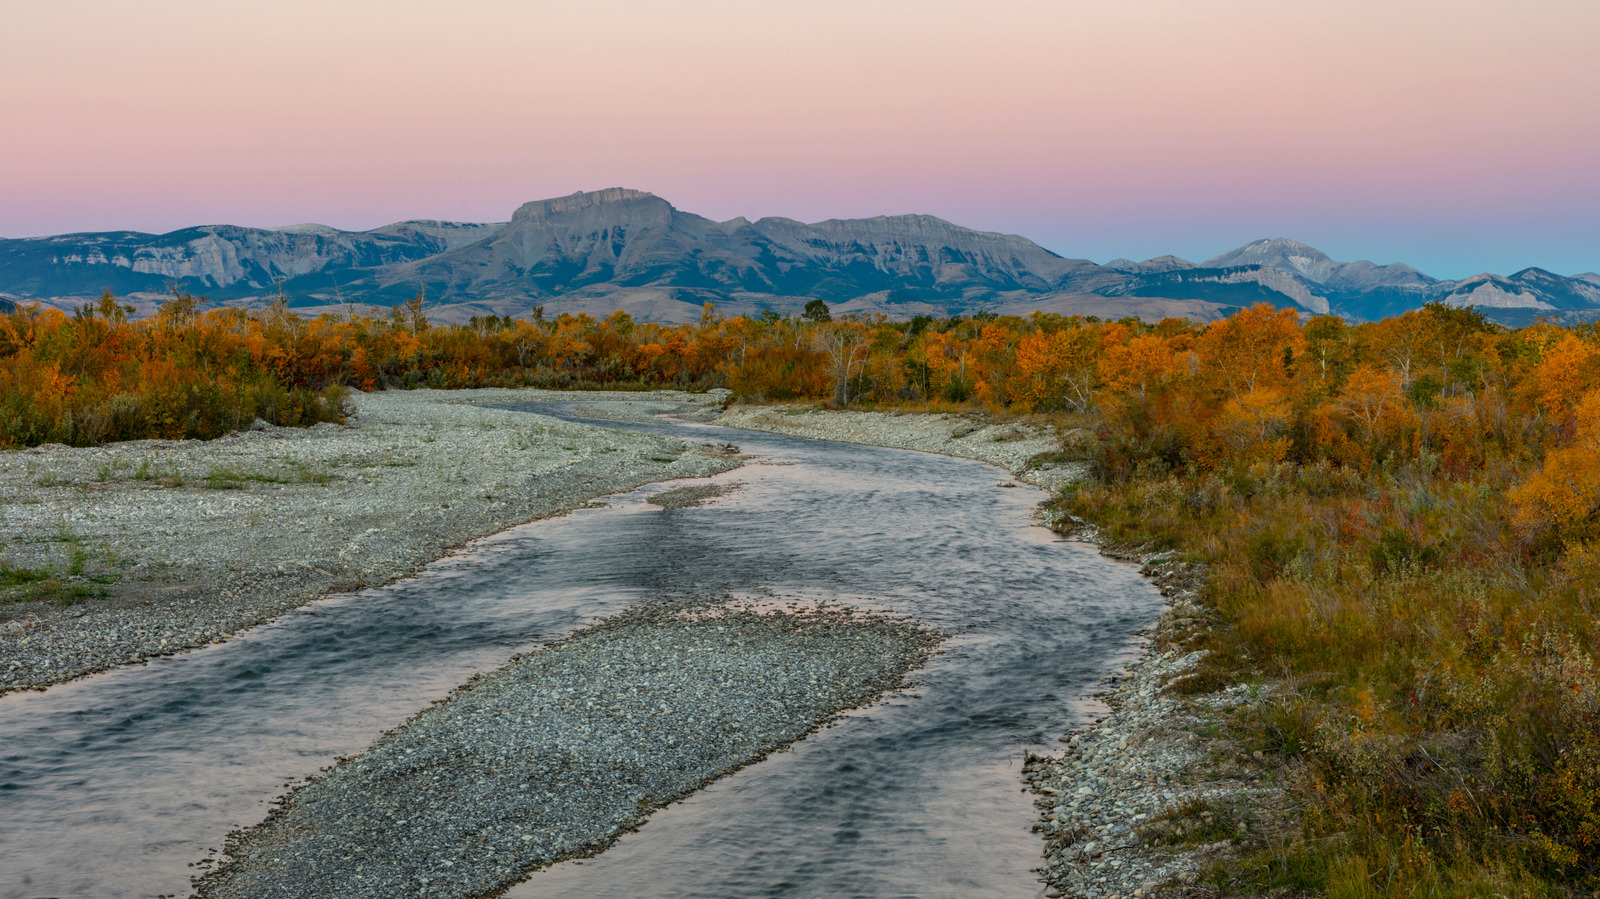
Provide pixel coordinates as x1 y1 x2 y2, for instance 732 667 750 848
0 388 738 694
707 404 1284 899
1020 542 1293 899
196 599 941 899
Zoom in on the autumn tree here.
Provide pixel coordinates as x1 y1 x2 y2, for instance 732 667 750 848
1193 303 1303 400
1510 388 1600 544
1014 326 1099 412
815 320 872 407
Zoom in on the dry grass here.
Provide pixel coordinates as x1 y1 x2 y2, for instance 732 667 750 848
1062 455 1600 896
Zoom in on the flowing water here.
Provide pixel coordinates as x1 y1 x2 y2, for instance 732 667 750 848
0 407 1163 899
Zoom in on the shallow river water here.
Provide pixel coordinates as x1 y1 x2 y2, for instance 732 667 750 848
0 407 1162 899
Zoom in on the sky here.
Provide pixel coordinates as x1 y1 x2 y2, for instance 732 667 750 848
3 0 1597 279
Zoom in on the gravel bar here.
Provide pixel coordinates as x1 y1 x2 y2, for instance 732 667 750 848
0 388 737 693
194 600 941 899
645 482 743 509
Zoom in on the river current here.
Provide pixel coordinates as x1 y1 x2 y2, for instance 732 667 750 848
0 406 1162 898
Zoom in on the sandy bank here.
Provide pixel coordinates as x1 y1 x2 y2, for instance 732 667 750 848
0 388 737 693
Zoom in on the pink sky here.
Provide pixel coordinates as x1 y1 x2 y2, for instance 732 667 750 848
4 0 1597 278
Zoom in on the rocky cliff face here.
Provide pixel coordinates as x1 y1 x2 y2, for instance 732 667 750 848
2 191 1595 325
1200 238 1426 293
374 190 1095 308
0 221 505 300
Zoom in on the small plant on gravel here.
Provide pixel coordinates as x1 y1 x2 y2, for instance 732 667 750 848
150 460 184 487
204 467 246 489
133 457 153 480
67 544 89 577
204 466 286 489
53 520 84 544
0 561 100 605
94 458 129 481
1147 798 1245 847
94 541 131 574
55 581 97 605
0 561 51 589
291 462 331 484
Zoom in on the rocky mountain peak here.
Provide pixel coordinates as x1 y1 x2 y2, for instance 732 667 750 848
1200 238 1439 297
1204 238 1333 274
1107 255 1195 273
268 223 343 235
511 188 663 221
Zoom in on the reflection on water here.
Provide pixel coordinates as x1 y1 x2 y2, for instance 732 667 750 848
0 407 1162 899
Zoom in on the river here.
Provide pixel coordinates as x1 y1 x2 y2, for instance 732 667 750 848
0 407 1162 898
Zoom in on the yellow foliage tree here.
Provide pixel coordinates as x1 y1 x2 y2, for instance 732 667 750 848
1102 333 1176 400
1014 326 1099 411
1193 303 1304 399
1535 332 1600 420
1340 364 1406 446
1213 387 1294 463
1510 389 1600 540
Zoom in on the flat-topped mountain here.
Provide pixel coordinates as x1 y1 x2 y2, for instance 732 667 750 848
2 190 1594 324
372 188 1094 310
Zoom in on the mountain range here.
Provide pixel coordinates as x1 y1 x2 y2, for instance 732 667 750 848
3 188 1596 325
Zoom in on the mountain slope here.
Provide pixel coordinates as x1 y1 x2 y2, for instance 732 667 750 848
0 221 505 301
368 189 1096 311
1 192 1594 325
1203 237 1433 294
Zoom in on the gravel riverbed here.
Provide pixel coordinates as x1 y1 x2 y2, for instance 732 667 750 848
714 403 1085 491
6 391 1276 898
194 600 941 899
0 388 737 694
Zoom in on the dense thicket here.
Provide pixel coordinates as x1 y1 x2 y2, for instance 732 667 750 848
0 294 347 445
7 293 1600 893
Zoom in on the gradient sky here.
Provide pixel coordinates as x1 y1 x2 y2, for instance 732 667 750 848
4 0 1597 279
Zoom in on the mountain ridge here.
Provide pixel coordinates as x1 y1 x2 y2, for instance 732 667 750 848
2 189 1594 325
